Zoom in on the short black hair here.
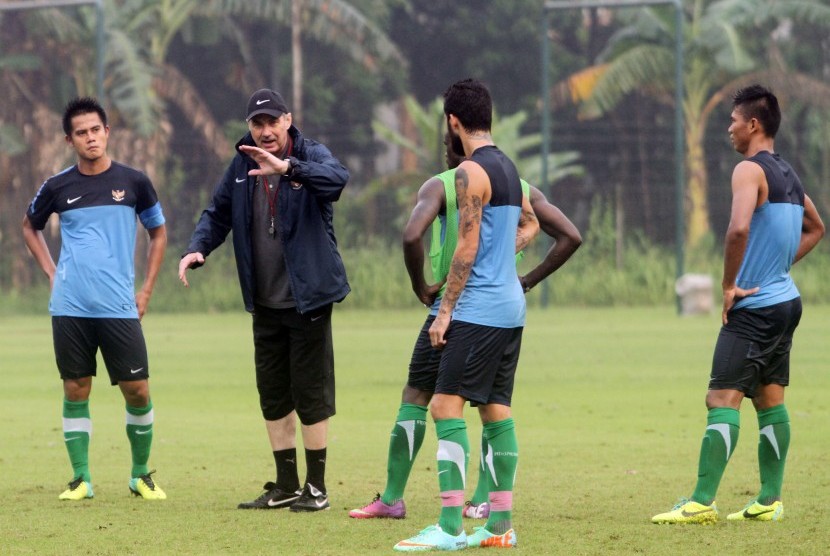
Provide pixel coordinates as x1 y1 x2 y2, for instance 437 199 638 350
443 78 492 133
62 97 107 136
732 85 781 138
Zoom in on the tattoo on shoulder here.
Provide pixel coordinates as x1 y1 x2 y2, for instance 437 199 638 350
455 168 469 198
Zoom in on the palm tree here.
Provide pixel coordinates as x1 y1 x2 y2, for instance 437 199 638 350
373 94 583 186
0 0 405 290
568 0 830 247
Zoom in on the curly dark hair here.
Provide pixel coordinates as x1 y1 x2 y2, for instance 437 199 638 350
443 78 492 133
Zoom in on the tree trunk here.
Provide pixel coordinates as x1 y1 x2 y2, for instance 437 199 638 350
685 118 710 248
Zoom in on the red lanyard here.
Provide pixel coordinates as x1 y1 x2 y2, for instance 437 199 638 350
262 176 278 237
260 136 292 238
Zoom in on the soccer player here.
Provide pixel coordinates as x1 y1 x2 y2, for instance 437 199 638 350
393 78 539 551
349 135 581 521
178 89 349 512
652 85 824 524
22 97 168 501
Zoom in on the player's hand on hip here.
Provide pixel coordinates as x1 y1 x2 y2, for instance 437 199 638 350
135 289 150 321
721 285 759 325
178 252 205 288
429 314 451 349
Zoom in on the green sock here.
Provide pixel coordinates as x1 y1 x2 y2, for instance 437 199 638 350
435 418 468 536
691 407 740 505
469 429 491 506
483 418 518 535
381 403 427 504
126 400 154 478
757 404 790 505
62 399 92 483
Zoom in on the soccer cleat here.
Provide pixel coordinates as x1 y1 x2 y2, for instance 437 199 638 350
394 524 467 552
727 499 783 521
59 477 94 501
129 470 167 500
349 493 406 519
289 483 330 512
466 526 517 548
463 501 490 519
238 482 302 509
652 498 718 524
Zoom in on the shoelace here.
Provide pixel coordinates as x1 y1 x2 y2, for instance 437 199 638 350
140 469 158 490
672 497 690 510
68 477 84 489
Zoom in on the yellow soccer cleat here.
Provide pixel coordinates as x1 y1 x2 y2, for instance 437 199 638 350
727 499 783 521
129 470 167 500
59 477 94 501
652 498 718 524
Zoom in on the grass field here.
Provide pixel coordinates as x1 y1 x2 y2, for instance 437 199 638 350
1 306 829 555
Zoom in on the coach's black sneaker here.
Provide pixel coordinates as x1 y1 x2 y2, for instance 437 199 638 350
289 483 330 512
238 482 302 509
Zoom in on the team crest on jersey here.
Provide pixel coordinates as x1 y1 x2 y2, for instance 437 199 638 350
112 189 126 202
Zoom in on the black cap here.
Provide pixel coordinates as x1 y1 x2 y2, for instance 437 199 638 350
246 89 289 121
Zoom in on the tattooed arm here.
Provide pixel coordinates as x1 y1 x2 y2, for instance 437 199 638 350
429 162 490 348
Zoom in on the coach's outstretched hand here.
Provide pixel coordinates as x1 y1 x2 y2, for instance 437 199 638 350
239 145 292 177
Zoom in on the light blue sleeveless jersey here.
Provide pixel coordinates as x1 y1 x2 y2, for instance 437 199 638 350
734 151 804 310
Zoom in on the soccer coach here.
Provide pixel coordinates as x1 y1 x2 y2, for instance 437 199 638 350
178 88 350 512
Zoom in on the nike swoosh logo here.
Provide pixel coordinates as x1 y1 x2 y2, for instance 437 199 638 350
135 429 152 435
130 367 144 374
267 495 299 507
235 177 246 183
256 99 270 105
744 509 775 518
437 470 449 475
67 196 82 204
310 315 324 322
64 436 83 442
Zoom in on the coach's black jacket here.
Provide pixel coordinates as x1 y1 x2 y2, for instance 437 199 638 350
185 126 350 314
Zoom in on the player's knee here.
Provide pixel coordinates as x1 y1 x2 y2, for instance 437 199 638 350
402 385 432 406
120 382 150 407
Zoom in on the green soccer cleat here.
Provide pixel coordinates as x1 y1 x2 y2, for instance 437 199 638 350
652 498 718 524
466 526 517 548
129 470 167 500
394 524 467 552
727 499 783 521
59 477 94 501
